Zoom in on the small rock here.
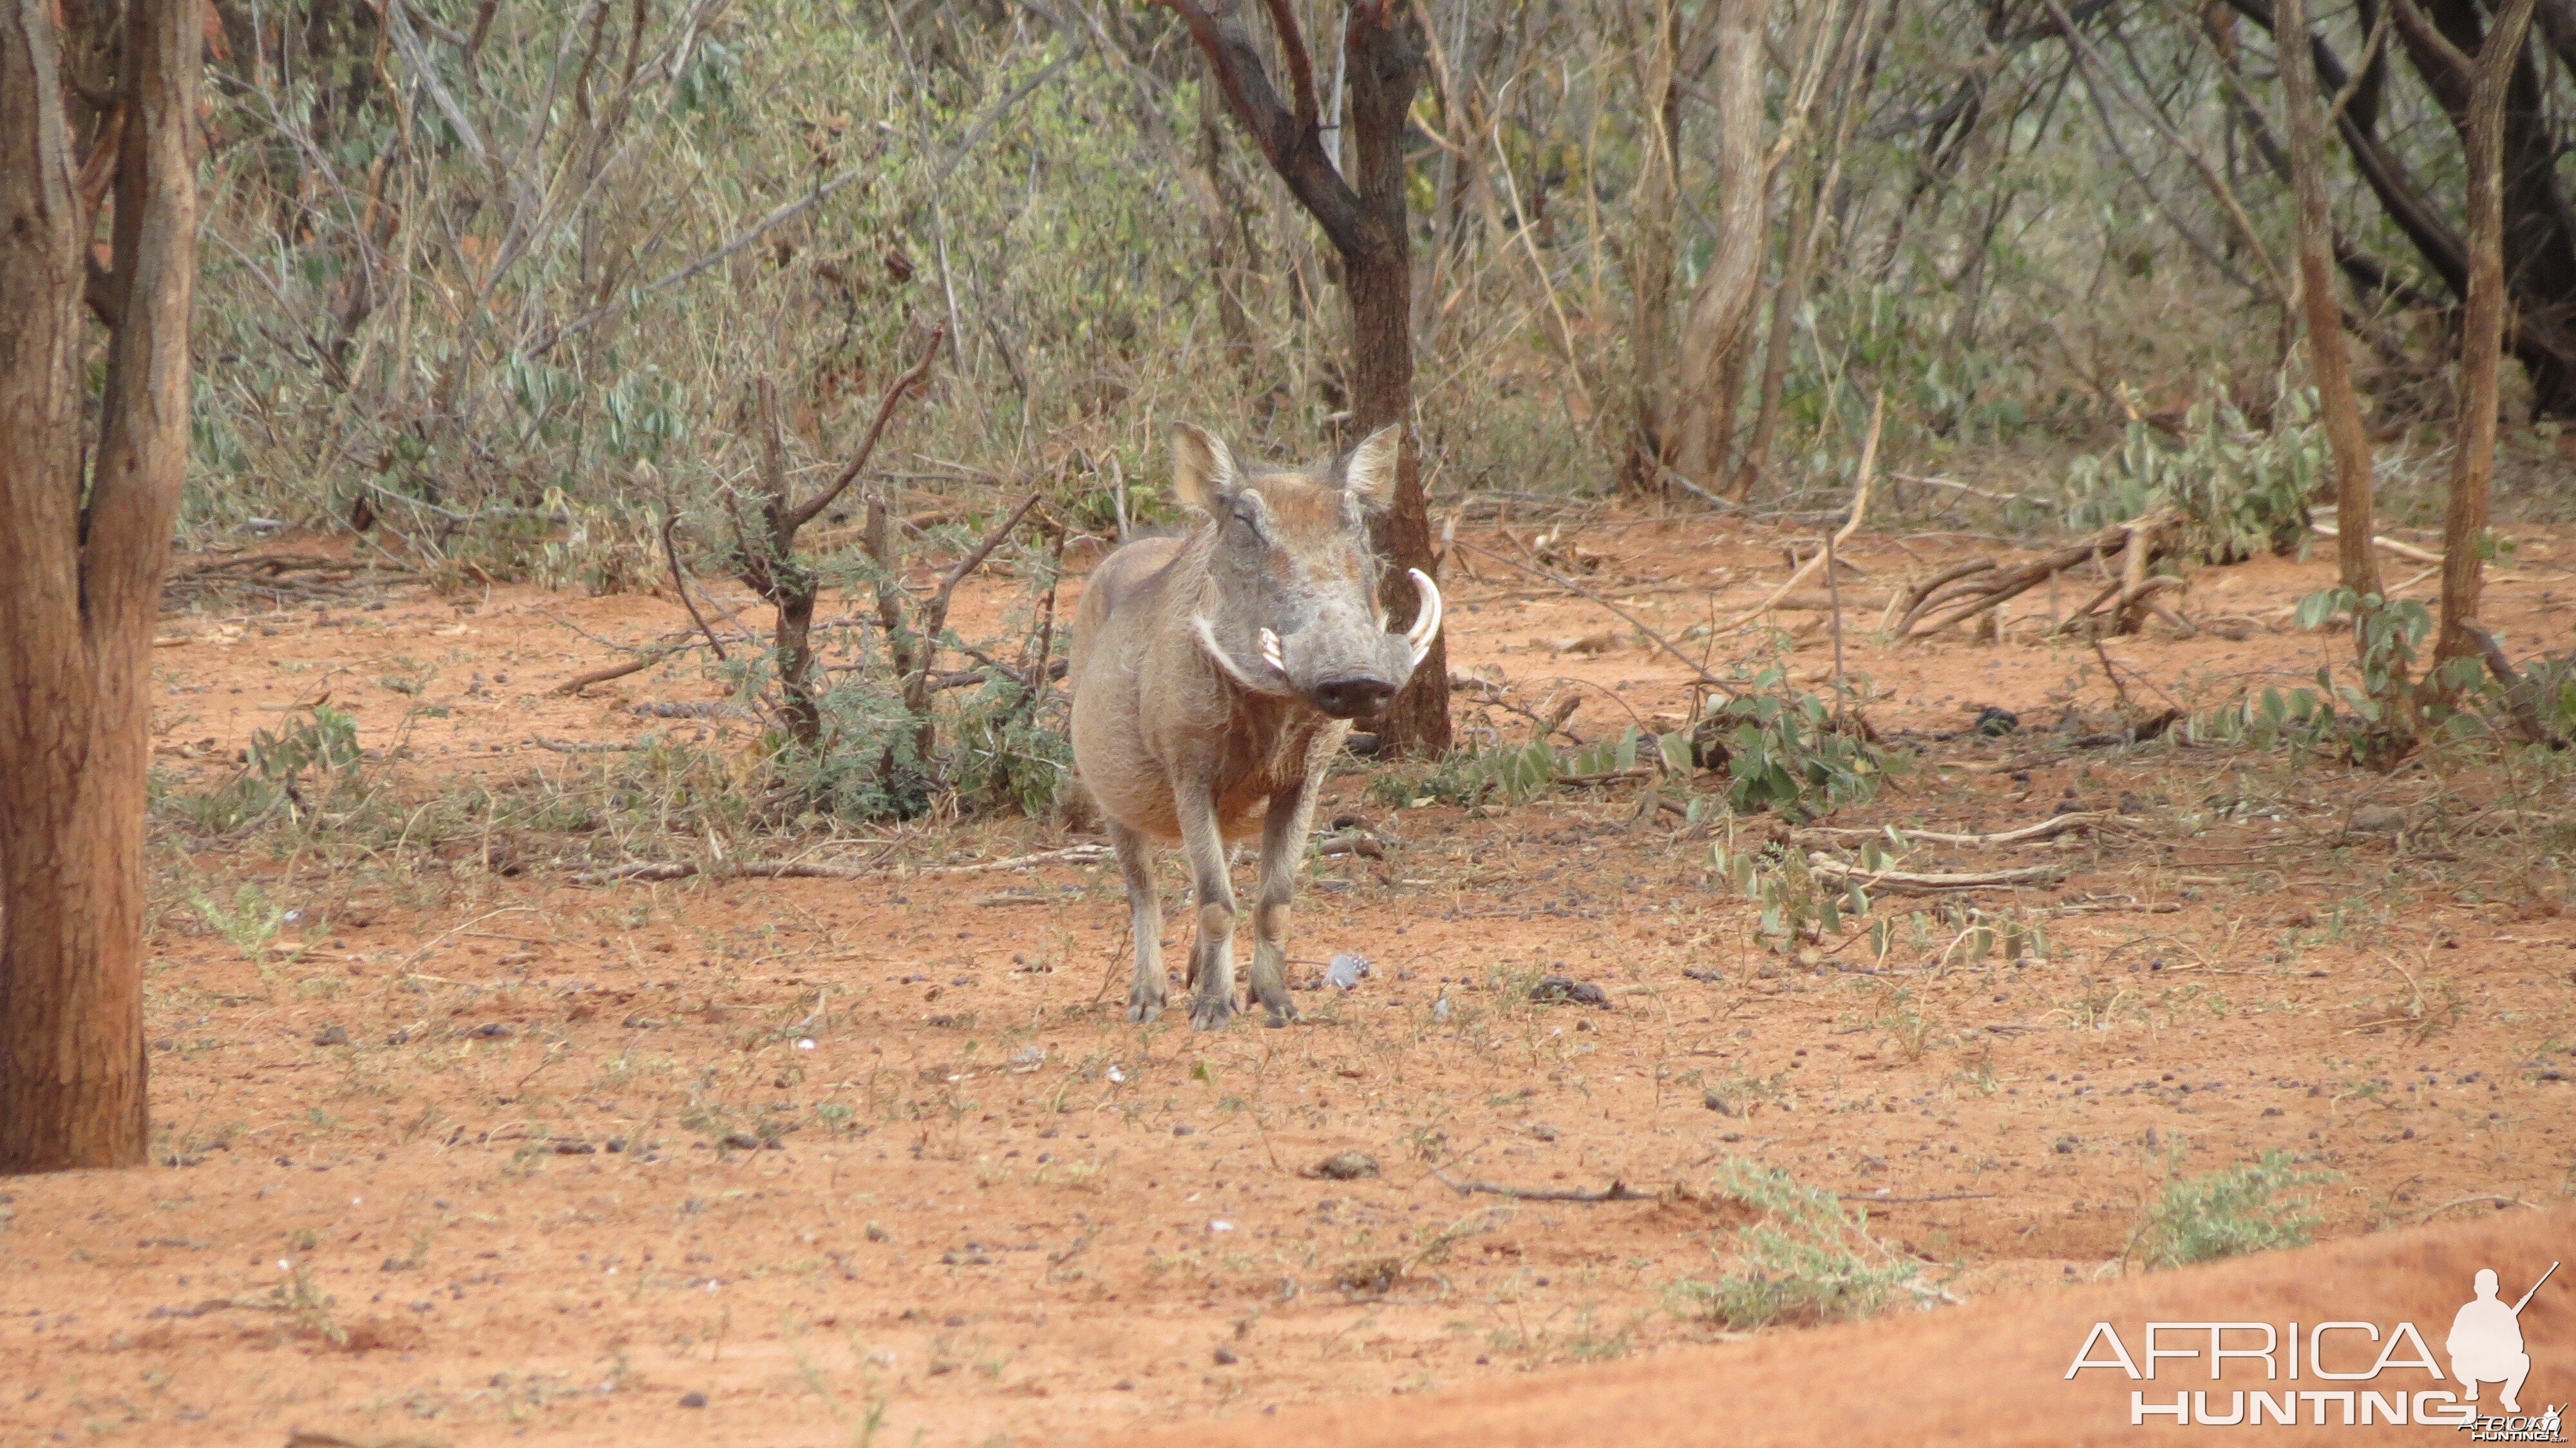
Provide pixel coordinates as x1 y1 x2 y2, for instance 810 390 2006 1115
1973 705 2020 736
311 1024 348 1047
1172 1124 1196 1138
1213 1346 1240 1366
1311 1151 1379 1181
1702 1091 1735 1116
678 1391 708 1409
2349 804 2407 834
1529 975 1611 1008
1430 996 1454 1024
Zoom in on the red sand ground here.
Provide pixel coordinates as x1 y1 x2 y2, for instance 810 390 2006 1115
1 512 2571 1445
1119 1205 2576 1446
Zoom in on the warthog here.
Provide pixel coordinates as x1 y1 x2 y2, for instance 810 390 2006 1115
1069 423 1442 1029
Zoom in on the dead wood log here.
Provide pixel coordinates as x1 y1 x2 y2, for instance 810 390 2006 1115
1803 854 2065 892
1792 812 2107 846
1897 508 2180 640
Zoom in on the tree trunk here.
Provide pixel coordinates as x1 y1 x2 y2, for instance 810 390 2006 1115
1158 0 1446 751
1 0 202 1176
2427 0 2540 671
2273 0 2385 611
1671 0 1774 494
1620 1 1683 494
1344 3 1448 754
1197 77 1261 388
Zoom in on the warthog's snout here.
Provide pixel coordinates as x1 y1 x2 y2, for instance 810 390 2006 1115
1310 674 1396 719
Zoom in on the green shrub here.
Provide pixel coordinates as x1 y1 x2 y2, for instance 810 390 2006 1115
2056 387 2322 563
1669 1156 1923 1330
2134 1149 2329 1269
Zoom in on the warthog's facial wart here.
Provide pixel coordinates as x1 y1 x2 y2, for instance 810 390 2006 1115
1174 424 1437 722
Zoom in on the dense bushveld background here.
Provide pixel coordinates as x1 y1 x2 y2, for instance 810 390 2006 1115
182 0 2576 811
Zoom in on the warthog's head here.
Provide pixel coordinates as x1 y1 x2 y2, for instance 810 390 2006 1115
1171 423 1441 721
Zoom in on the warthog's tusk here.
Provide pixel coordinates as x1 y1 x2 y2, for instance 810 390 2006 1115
1258 627 1285 673
1192 614 1290 694
1402 568 1443 669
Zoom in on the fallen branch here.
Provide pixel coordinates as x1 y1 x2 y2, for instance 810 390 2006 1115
913 844 1110 873
1804 854 2065 892
1432 1168 1653 1203
567 861 882 885
526 736 645 754
1837 1191 1998 1204
2313 523 2441 565
554 649 682 694
1897 508 2179 640
1794 812 2107 847
1314 830 1386 859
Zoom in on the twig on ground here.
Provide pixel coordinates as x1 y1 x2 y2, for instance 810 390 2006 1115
1804 855 2065 892
1432 1168 1653 1203
2313 523 2441 565
1794 812 2107 846
526 736 645 754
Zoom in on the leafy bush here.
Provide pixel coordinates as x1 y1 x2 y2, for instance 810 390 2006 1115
2134 1149 2329 1269
1696 669 1900 819
2056 388 2322 563
1669 1156 1924 1329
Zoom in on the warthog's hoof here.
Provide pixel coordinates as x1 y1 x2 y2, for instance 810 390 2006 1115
1189 995 1239 1031
1127 994 1166 1024
1260 1002 1302 1028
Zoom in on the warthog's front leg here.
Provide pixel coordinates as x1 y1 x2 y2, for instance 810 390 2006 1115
1110 821 1166 1024
1247 774 1321 1026
1175 785 1240 1031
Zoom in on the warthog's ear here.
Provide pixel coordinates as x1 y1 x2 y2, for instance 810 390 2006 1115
1170 424 1241 513
1340 424 1401 508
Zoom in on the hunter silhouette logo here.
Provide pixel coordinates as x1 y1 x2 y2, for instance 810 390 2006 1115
2453 1264 2555 1413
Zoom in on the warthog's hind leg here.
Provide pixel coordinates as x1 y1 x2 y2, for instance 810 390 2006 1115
1248 774 1320 1026
1111 822 1166 1024
1176 787 1239 1031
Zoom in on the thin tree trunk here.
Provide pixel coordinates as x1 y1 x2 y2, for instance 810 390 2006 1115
1672 0 1774 495
2274 0 2385 612
1197 79 1260 387
1621 0 1683 493
2406 0 2540 671
1 0 203 1175
1156 0 1448 753
1735 0 1883 498
1345 3 1448 754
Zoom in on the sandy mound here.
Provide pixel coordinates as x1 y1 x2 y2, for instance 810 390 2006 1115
1110 1208 2573 1447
